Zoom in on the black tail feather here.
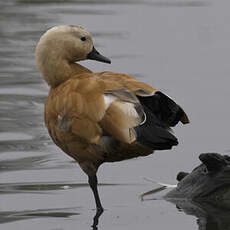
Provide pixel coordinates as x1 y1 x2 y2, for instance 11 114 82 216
135 105 178 150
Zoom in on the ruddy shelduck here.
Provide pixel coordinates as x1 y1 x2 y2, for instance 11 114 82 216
35 25 189 213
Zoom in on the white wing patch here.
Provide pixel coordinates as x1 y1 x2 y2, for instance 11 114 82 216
104 92 146 127
104 95 116 110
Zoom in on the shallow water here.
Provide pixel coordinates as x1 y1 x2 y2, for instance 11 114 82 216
0 0 230 229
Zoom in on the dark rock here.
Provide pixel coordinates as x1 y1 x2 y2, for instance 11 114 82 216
165 153 230 201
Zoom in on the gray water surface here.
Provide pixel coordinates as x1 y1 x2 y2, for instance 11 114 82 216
0 0 230 229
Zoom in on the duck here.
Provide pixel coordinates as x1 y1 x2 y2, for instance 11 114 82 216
35 25 189 212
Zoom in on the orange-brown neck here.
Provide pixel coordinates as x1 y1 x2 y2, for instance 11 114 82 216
35 44 92 87
40 58 92 88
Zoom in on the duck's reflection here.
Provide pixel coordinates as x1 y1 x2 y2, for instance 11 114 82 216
92 208 104 230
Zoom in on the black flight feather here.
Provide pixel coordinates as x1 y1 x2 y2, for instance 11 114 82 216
134 105 178 150
137 91 185 127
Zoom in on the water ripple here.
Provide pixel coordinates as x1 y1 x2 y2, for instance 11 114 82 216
0 207 80 224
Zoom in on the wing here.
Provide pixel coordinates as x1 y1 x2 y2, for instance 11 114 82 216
98 71 189 126
101 87 187 150
46 72 189 151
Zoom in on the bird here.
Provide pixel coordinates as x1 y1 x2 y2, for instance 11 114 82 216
35 25 189 213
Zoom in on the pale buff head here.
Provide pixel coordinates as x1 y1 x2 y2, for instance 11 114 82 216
35 25 110 87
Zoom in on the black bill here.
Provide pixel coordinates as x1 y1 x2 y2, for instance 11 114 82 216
87 46 111 64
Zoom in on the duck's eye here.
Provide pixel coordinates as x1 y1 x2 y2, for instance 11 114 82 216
81 36 87 41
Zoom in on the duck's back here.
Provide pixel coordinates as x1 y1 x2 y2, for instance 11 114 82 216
45 71 189 165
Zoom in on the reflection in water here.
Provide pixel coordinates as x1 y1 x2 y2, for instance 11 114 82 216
0 182 125 193
0 154 53 172
0 207 79 224
50 8 115 16
147 1 209 7
17 0 209 7
92 209 104 230
142 186 230 230
170 199 230 230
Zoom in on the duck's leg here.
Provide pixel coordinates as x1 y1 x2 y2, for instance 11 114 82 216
88 174 103 211
88 174 104 229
